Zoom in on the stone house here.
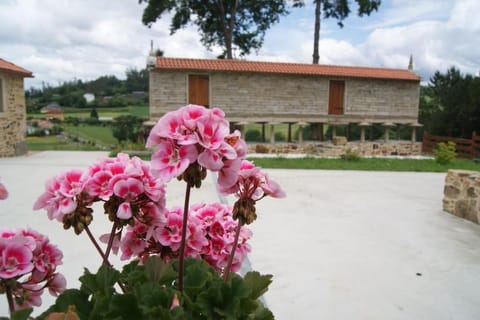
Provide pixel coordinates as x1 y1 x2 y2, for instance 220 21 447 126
0 58 33 157
148 57 421 144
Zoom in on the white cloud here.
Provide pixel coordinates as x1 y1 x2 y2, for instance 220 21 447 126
0 0 479 88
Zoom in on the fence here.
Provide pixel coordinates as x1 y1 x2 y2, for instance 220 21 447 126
422 132 480 159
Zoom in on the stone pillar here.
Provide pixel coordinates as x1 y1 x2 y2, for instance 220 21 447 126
269 123 276 144
359 122 370 144
409 122 423 143
287 123 292 142
383 122 395 143
297 122 307 144
332 126 337 140
236 121 248 138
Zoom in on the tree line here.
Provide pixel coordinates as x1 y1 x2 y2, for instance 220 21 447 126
420 67 480 139
26 68 148 112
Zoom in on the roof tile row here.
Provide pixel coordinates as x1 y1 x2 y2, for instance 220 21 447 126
155 57 420 81
0 58 33 77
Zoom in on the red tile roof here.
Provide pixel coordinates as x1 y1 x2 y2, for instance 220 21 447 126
0 58 33 77
155 57 420 81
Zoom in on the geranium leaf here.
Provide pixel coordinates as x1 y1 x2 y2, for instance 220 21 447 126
39 289 91 319
80 265 120 296
108 294 142 318
243 272 272 300
145 256 177 286
10 308 32 320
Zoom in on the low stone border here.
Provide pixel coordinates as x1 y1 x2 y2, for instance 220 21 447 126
248 141 422 157
443 169 480 223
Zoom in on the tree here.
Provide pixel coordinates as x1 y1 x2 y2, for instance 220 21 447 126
125 68 148 92
293 0 381 64
112 115 144 144
139 0 289 59
420 67 480 138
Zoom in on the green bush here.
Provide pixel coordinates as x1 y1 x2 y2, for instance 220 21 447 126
341 148 362 161
433 141 456 164
245 129 262 142
274 132 285 142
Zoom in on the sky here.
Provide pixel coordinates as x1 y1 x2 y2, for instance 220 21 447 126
1 0 479 89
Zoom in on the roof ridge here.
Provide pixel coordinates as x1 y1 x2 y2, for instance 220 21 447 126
155 57 421 81
158 56 413 72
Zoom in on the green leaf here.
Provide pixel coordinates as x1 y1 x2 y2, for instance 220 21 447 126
244 272 273 300
144 256 177 286
79 265 120 295
253 304 275 320
120 259 146 289
38 289 91 319
107 294 142 319
134 282 175 311
10 308 32 320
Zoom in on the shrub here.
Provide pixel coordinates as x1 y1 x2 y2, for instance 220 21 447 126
341 148 362 161
433 141 456 164
274 132 286 142
245 129 262 142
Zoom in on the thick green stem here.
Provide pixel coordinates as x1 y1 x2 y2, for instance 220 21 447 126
223 219 243 281
178 182 192 293
6 283 15 315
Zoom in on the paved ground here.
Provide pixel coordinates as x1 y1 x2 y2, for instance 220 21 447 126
1 151 480 319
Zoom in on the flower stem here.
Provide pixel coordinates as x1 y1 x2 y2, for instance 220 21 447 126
104 221 118 265
6 283 15 315
84 224 109 264
223 219 243 281
178 182 192 293
83 224 127 293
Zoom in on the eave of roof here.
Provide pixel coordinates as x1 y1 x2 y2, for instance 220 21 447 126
0 58 33 77
154 57 421 82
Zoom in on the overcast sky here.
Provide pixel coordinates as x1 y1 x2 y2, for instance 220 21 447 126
1 0 479 89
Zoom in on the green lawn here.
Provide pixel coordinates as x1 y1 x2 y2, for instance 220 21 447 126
247 157 480 172
29 105 149 119
63 124 117 148
26 136 101 151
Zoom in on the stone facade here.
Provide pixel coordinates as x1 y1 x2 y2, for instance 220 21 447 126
0 73 27 157
443 170 480 223
248 141 422 157
149 70 420 125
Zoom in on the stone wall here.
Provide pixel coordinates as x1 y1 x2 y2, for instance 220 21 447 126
248 141 422 157
0 73 27 157
443 170 480 224
149 70 419 124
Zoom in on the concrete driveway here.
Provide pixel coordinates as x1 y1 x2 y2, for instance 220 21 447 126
1 151 480 319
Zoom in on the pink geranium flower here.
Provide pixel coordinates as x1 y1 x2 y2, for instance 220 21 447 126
0 182 8 200
0 242 34 279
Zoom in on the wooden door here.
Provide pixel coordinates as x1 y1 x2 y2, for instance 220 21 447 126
328 80 345 115
188 75 209 107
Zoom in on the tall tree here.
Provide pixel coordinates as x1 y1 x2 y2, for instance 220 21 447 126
293 0 381 64
139 0 288 59
420 67 480 138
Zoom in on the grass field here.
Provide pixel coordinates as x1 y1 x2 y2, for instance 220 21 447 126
26 136 101 151
247 156 480 172
28 105 149 119
63 124 117 147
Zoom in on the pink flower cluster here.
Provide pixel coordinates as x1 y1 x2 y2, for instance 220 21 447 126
111 202 252 272
0 182 8 200
146 104 246 187
219 160 286 200
0 228 65 310
34 153 166 222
